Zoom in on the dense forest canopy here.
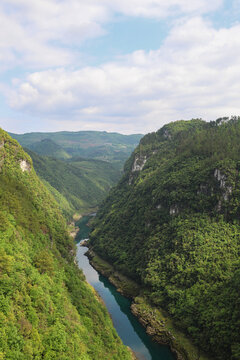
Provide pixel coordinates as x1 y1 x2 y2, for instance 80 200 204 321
90 117 240 360
0 129 133 360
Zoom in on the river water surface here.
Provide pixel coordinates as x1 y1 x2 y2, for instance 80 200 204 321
76 216 175 360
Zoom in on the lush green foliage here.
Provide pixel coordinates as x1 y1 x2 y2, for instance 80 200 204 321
27 139 70 160
9 131 143 169
90 117 240 360
25 149 121 216
0 129 132 360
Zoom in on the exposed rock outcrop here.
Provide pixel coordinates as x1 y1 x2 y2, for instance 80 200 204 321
20 160 31 172
214 169 232 202
163 129 172 140
214 169 227 189
132 155 147 172
129 154 147 184
170 205 179 216
131 303 186 360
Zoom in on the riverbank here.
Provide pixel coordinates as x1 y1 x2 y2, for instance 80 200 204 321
69 219 136 360
68 213 82 238
77 244 175 360
86 247 214 360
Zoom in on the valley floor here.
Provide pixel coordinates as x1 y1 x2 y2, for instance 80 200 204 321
86 247 215 360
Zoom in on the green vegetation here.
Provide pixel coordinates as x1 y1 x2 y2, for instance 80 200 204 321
131 296 211 360
25 149 121 217
90 117 240 360
28 139 71 159
88 249 212 360
87 249 140 298
9 131 142 216
9 130 143 169
0 129 133 360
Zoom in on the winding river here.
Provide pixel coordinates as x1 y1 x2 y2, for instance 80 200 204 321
76 216 175 360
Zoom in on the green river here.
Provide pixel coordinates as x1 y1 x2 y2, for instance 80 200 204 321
76 216 175 360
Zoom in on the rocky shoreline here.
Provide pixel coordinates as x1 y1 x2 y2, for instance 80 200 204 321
130 302 186 360
85 246 213 360
86 247 186 360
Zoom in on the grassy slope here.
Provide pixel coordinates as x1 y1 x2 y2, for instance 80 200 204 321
0 129 132 360
25 149 121 217
9 131 143 169
90 118 240 360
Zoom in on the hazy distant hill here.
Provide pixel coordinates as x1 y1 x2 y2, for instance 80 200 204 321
25 149 121 217
10 131 143 169
28 138 71 159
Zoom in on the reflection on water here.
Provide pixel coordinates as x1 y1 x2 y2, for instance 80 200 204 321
75 216 91 242
76 244 175 360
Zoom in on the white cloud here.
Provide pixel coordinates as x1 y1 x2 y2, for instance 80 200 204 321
105 0 222 18
0 0 224 70
0 9 73 69
0 0 110 69
5 17 240 133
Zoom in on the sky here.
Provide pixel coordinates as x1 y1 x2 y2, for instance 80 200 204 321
0 0 240 135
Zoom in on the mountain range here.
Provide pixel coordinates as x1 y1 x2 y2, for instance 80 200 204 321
9 131 143 169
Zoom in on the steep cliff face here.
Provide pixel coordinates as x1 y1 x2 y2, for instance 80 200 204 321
0 129 132 360
90 118 240 360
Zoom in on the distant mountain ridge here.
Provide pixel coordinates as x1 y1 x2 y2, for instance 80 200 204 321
25 148 121 217
8 130 142 215
27 138 70 159
9 130 143 168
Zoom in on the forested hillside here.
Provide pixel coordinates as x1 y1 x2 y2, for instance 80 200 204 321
9 131 142 216
0 129 133 360
27 139 71 160
25 149 121 216
90 117 240 360
9 131 143 169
